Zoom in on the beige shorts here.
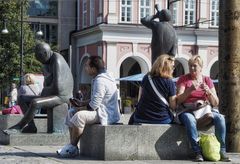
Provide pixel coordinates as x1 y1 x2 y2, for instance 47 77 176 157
65 108 99 128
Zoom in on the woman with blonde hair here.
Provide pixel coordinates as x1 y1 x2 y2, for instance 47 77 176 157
18 74 41 96
128 54 176 124
176 55 230 162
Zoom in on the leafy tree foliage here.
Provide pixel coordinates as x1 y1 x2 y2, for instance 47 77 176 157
0 0 42 89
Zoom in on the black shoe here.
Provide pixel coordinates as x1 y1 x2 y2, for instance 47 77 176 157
220 152 231 162
21 124 37 133
194 153 204 162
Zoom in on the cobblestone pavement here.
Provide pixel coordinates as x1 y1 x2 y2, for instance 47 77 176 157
0 145 239 164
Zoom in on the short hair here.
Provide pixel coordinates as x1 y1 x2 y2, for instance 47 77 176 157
150 54 175 78
24 73 35 85
188 55 203 68
88 56 105 73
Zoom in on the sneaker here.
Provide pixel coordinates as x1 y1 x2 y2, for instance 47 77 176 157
57 144 79 158
194 153 204 162
220 152 231 162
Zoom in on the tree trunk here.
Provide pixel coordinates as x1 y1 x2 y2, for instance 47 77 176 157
219 0 240 152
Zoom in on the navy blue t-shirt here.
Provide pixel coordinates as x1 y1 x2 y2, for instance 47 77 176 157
134 74 176 123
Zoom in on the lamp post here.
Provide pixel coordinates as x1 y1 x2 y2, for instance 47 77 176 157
20 0 23 86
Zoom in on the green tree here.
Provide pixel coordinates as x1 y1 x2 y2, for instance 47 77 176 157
0 0 41 89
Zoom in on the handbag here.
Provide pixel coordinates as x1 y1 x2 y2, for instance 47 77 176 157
192 100 211 119
180 101 213 128
2 105 23 115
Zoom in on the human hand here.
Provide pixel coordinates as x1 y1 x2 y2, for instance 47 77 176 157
69 97 84 107
190 80 202 91
200 83 212 96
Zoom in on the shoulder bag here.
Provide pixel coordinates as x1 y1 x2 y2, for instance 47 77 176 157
148 75 175 117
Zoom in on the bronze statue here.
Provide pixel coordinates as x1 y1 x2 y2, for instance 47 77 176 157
8 42 73 133
141 5 178 64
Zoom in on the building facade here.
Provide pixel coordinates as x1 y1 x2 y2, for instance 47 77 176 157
27 0 77 55
70 0 219 103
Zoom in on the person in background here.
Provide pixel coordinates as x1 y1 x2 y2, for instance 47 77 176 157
9 83 18 107
128 54 176 124
176 55 231 162
57 56 120 158
18 73 41 97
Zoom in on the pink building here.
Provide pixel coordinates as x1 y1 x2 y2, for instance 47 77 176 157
70 0 219 101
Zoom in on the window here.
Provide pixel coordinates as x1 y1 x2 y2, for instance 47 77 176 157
28 0 58 17
121 0 132 23
90 0 95 26
184 0 196 25
210 0 219 27
83 0 87 28
140 0 151 19
172 2 178 25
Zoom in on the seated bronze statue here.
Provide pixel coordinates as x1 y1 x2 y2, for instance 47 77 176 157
8 42 73 133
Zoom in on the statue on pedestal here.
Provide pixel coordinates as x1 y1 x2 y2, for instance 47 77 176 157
7 42 73 133
141 5 178 64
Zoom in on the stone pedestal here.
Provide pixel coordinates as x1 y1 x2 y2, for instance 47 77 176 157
47 103 68 133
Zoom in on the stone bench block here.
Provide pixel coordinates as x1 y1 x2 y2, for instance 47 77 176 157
47 103 68 133
0 114 47 133
80 124 214 160
0 115 47 133
0 103 68 133
0 115 23 130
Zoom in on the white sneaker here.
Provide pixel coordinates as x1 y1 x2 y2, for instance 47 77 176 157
56 144 79 158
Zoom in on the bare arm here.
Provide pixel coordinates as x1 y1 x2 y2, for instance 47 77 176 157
177 84 196 105
202 84 219 107
169 95 177 110
138 87 142 101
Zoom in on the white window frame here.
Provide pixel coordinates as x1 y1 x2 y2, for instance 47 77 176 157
120 0 133 23
210 0 219 27
82 0 87 28
90 0 95 26
139 0 151 22
184 0 196 26
172 2 178 25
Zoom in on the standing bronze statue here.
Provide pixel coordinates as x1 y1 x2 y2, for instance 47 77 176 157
141 5 178 64
7 42 73 133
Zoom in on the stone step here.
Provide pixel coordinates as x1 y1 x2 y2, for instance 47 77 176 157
0 131 69 146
